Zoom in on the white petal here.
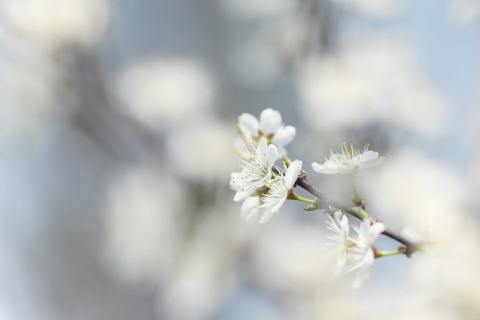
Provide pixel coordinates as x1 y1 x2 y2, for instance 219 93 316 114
352 264 371 289
240 197 260 220
229 172 242 190
312 162 340 174
233 184 257 202
285 160 302 188
266 144 278 168
259 208 277 223
338 213 349 234
257 137 269 152
271 196 287 213
361 151 379 160
360 156 385 169
369 222 386 239
260 108 282 134
239 113 260 135
272 125 296 147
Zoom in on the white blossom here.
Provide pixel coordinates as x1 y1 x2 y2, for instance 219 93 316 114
230 139 278 202
324 212 385 288
260 160 302 223
345 220 385 288
312 143 384 175
116 60 214 127
324 211 351 274
238 108 296 155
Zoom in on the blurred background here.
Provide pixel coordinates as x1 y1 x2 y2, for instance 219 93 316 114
0 0 479 319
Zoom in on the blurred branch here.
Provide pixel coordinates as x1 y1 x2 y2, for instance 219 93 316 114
64 51 161 162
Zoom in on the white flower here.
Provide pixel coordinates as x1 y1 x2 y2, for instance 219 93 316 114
238 108 296 155
345 220 385 288
312 143 384 175
324 211 351 274
259 160 302 223
230 139 278 202
324 212 385 288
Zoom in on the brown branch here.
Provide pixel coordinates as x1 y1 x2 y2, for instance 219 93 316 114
294 170 422 257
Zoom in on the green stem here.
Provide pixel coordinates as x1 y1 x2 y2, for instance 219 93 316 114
282 154 292 167
375 247 406 258
288 191 316 204
357 207 370 220
347 173 361 202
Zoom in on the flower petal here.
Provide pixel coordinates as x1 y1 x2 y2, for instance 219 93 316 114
272 125 296 147
233 185 257 202
239 113 260 136
259 206 279 224
285 160 302 188
266 144 278 168
229 172 242 191
312 162 340 174
359 156 385 169
351 250 374 288
260 108 282 134
240 196 261 220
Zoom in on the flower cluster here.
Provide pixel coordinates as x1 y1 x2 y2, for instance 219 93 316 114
230 109 302 223
230 108 414 288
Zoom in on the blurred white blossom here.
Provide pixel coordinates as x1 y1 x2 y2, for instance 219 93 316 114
227 10 308 87
253 223 336 293
116 60 215 127
101 167 181 285
170 117 238 181
298 39 447 132
3 0 109 49
0 57 65 145
359 149 464 225
159 241 224 320
448 0 480 24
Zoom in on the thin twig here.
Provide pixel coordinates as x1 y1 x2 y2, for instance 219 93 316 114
294 170 422 257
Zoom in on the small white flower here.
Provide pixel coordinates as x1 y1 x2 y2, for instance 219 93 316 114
345 219 385 288
259 160 302 223
238 108 296 155
230 139 278 202
324 211 351 274
312 143 384 175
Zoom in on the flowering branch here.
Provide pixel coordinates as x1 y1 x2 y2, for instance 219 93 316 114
294 170 422 257
230 108 425 287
